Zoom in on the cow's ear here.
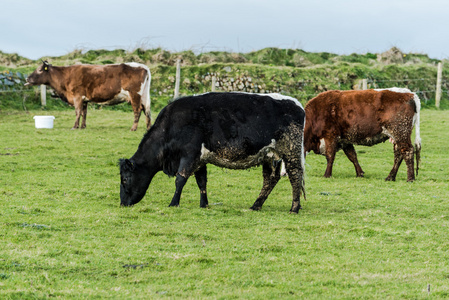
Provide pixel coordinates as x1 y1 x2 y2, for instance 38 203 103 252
127 159 135 171
119 158 135 172
41 60 50 71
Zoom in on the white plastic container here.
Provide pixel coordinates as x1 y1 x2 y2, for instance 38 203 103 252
33 116 55 129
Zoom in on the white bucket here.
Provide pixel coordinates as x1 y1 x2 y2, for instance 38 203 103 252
33 116 55 129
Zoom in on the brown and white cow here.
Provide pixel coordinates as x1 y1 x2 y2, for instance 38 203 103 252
25 61 151 131
303 88 421 182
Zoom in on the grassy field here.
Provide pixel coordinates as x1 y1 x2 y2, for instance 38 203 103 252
0 108 448 299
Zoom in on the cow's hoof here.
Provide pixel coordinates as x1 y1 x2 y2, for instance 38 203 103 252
289 207 302 214
289 204 302 214
385 176 395 181
249 206 262 211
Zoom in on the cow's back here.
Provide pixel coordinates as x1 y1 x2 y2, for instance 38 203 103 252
303 89 420 181
305 90 415 139
170 93 303 150
62 64 148 100
142 92 305 171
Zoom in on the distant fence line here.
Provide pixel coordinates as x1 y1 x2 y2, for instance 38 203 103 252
172 61 446 107
1 63 447 108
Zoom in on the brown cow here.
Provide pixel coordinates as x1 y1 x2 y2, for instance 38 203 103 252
303 88 421 182
25 61 151 131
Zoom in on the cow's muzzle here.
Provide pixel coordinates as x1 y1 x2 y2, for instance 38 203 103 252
120 201 133 207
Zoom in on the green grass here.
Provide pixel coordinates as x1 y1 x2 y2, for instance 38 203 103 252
0 109 448 299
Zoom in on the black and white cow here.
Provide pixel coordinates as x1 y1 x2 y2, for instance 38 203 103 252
119 92 306 213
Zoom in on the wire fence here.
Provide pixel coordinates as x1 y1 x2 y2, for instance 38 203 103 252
2 68 447 107
366 77 448 104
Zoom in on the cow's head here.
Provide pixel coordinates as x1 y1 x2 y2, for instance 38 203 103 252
25 60 52 86
119 158 152 206
304 136 323 155
303 113 326 155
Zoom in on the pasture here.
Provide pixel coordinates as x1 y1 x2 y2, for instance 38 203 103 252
0 108 448 298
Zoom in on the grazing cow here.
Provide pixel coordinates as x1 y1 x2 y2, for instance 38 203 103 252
25 61 151 131
302 88 421 182
119 92 306 213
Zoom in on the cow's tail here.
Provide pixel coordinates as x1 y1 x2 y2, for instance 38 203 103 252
412 92 422 175
300 127 306 201
141 66 152 126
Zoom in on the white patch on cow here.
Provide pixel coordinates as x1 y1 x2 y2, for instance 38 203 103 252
125 62 146 69
280 161 287 176
200 143 211 159
319 138 326 155
265 93 304 109
91 88 130 105
196 91 303 109
125 62 151 116
125 63 148 97
411 93 421 148
228 91 303 108
199 140 280 169
117 88 130 101
81 87 132 105
381 126 393 140
375 87 412 94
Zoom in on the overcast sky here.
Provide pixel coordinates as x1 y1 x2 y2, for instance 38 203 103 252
1 0 448 60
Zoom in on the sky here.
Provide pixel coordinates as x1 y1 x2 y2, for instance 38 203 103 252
1 0 448 60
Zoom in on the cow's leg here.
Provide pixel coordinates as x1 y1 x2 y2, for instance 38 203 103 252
284 158 305 214
403 144 415 182
250 162 281 211
169 155 200 207
72 97 83 129
194 165 209 208
169 174 188 207
324 140 337 178
142 104 152 130
81 102 88 129
342 144 364 177
130 96 142 131
386 141 414 182
142 104 152 129
385 143 403 181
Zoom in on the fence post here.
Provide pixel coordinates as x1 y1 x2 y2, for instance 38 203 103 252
173 59 181 99
211 76 216 92
362 79 368 90
435 62 442 108
40 85 46 106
